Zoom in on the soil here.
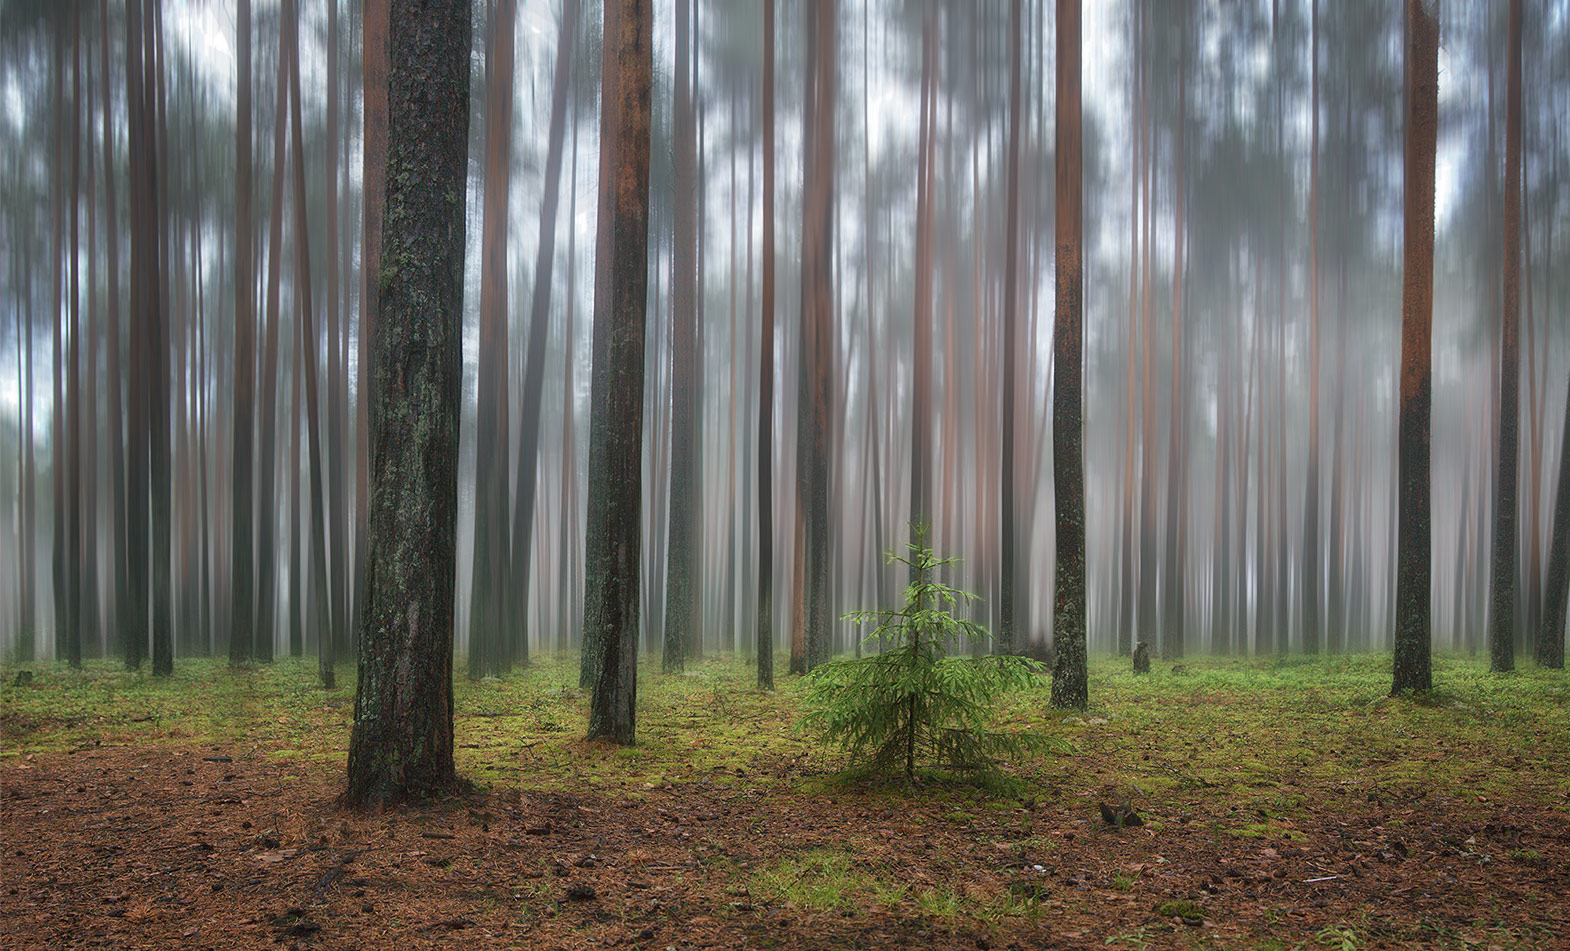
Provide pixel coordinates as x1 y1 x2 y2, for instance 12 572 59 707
3 744 1567 950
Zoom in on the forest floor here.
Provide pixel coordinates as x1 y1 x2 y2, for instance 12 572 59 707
2 652 1568 951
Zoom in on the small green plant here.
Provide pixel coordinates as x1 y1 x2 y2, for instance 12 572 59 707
1111 871 1136 892
1315 924 1363 951
800 526 1049 784
1155 899 1204 921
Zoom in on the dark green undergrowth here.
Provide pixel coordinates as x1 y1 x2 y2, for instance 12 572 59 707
3 651 1567 814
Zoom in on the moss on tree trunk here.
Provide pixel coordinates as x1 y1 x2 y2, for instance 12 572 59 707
343 0 471 809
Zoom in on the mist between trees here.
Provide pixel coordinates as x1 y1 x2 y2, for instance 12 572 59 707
1 0 1566 688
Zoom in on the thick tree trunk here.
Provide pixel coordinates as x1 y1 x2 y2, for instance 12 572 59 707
344 0 471 808
1392 0 1438 695
1049 0 1085 710
584 0 653 745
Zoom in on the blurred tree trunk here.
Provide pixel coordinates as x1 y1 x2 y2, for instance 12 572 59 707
254 0 291 665
65 2 83 669
1160 13 1188 661
909 7 935 561
100 0 126 667
584 0 653 745
557 86 582 655
51 9 67 666
798 0 835 671
344 0 471 808
1536 371 1570 669
1392 0 1438 695
1050 0 1085 709
471 0 517 680
285 0 333 688
998 0 1022 656
323 0 349 666
664 0 698 674
123 0 151 672
1302 0 1322 655
355 0 390 674
757 0 776 691
230 0 256 667
1117 3 1141 658
148 0 172 677
510 0 578 673
1488 0 1522 674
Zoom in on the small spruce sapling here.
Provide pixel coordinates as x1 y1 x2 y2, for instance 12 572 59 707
801 526 1052 784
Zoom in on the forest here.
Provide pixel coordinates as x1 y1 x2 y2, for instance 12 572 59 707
2 0 1568 949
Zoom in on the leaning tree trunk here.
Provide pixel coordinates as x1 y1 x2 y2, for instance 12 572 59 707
1392 0 1438 695
343 0 471 809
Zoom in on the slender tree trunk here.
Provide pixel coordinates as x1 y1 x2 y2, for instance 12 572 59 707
663 0 698 674
283 0 334 687
757 0 776 690
1537 371 1570 669
1302 0 1322 655
510 0 578 673
66 3 83 669
998 0 1023 656
1049 0 1085 709
909 9 936 546
100 0 126 666
355 0 390 669
471 0 518 679
1488 0 1523 674
584 0 653 745
799 0 836 671
1392 0 1438 695
1161 14 1188 661
255 0 291 665
231 0 256 667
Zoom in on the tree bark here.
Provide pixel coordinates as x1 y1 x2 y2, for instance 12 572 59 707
1488 0 1523 673
343 0 472 808
1049 0 1085 710
1392 0 1438 695
757 0 776 691
584 0 653 745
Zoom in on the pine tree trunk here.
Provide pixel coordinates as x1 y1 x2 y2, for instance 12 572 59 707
1488 0 1523 674
1392 0 1438 695
585 0 653 745
1049 0 1086 711
344 0 472 808
757 0 776 690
